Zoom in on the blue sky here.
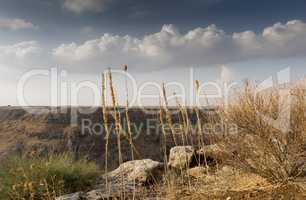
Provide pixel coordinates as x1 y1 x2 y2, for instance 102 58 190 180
0 0 305 106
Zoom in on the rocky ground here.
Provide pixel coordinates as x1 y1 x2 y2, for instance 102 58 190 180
56 144 306 200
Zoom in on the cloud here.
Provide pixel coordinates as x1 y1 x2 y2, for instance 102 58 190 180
63 0 111 14
52 20 306 72
0 41 42 67
0 18 36 30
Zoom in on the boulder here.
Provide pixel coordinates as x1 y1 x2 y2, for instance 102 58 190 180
57 159 164 200
196 143 231 165
105 159 164 184
168 146 195 169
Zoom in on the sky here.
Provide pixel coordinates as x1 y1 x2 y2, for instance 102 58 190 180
0 0 306 106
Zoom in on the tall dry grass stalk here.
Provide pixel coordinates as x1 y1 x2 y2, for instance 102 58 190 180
159 102 168 171
123 65 136 200
195 80 204 147
162 83 178 146
107 68 142 199
159 99 172 191
108 68 123 167
174 93 188 146
101 72 110 190
123 65 135 161
173 94 193 189
195 80 209 171
108 68 124 199
183 106 194 147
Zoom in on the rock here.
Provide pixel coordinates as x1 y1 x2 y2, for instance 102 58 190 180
186 167 207 178
196 143 231 165
168 146 195 169
56 192 84 200
105 159 164 185
86 189 118 200
58 159 164 200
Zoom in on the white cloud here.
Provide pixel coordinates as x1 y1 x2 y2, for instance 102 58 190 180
261 20 306 57
0 41 42 67
63 0 111 14
0 18 36 30
263 20 306 42
52 20 306 71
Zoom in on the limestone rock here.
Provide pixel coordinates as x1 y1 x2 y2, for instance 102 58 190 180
58 159 165 200
105 159 164 184
196 143 231 164
168 146 195 169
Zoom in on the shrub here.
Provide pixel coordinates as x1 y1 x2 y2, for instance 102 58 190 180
0 154 100 200
222 82 306 182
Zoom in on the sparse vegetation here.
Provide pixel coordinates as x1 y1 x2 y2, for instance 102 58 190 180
222 82 306 182
162 81 306 199
0 154 100 200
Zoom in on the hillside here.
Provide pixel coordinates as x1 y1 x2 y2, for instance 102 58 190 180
0 106 212 170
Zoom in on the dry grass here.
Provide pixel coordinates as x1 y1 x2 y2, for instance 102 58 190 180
162 80 306 199
108 68 123 167
103 68 142 199
97 72 306 199
222 81 306 182
194 80 209 171
162 83 178 146
123 65 135 162
123 65 137 199
101 72 110 192
165 168 306 200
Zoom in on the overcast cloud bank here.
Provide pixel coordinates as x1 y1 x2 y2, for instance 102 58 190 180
52 20 306 71
1 20 306 72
